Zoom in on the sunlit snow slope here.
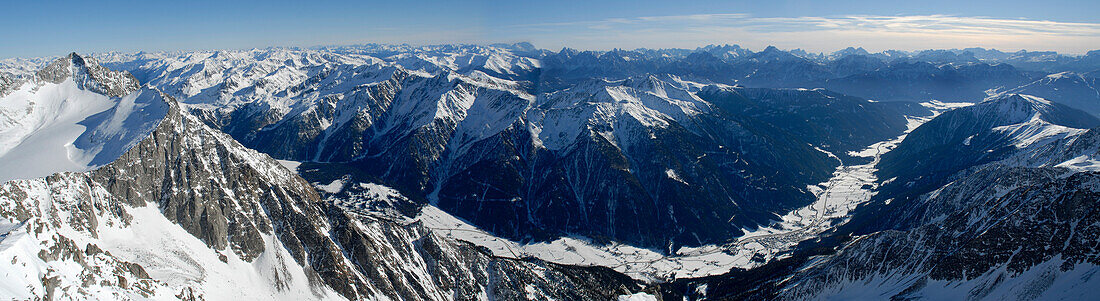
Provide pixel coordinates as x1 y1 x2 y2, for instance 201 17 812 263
0 53 164 183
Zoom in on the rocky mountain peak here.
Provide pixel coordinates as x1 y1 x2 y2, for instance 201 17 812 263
750 46 806 64
0 72 17 96
832 46 870 58
35 52 139 97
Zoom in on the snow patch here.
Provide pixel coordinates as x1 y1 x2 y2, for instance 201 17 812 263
665 169 688 185
617 292 658 301
317 178 345 193
1056 155 1100 172
275 160 301 173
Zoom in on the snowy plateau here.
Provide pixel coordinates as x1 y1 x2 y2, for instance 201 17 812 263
0 44 1098 300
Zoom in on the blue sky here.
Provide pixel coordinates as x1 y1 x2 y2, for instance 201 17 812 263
1 0 1098 58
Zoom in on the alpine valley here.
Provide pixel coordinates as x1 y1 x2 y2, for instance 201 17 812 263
0 43 1098 300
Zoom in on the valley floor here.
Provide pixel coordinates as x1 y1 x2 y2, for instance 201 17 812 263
409 101 970 282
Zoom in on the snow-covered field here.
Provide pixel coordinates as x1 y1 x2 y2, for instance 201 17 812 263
0 71 166 183
0 80 118 182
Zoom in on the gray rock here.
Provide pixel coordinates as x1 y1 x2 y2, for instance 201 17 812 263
36 52 139 97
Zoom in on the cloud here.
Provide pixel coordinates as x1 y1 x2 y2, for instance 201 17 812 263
495 14 1100 53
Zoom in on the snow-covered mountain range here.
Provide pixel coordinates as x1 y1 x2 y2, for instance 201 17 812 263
1 44 1098 300
664 94 1100 300
0 53 649 300
79 46 924 252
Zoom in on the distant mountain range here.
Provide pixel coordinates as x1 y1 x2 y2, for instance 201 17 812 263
0 44 1097 300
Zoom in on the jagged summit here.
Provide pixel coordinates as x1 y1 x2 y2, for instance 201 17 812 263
35 52 139 97
832 46 870 58
0 60 644 300
751 46 797 61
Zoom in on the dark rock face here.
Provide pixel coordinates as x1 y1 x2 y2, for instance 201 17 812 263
73 96 365 296
696 86 926 159
773 169 1100 300
283 76 916 250
2 90 647 299
0 72 18 96
1 55 653 300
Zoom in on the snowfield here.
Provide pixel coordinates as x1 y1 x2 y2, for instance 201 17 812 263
0 62 166 183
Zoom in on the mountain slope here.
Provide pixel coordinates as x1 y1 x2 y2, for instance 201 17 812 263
999 72 1100 118
825 62 1032 102
763 94 1100 301
661 95 1100 301
873 94 1099 212
774 168 1100 301
0 53 162 183
91 47 924 250
0 55 651 300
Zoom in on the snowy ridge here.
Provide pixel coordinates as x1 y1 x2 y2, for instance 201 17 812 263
97 48 384 109
138 49 918 271
954 94 1098 172
0 174 340 300
750 94 1100 300
0 54 168 183
0 96 644 300
533 76 710 152
994 71 1100 117
0 55 649 300
773 170 1100 301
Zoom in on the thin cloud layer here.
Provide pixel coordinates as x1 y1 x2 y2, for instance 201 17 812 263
497 14 1100 53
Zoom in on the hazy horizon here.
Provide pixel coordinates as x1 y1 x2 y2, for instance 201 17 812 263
3 42 1097 62
2 0 1098 59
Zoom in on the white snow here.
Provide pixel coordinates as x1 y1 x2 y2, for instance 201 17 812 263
0 78 165 183
98 206 340 300
919 100 974 111
665 169 688 185
991 113 1085 149
275 160 301 173
617 292 658 301
317 178 345 193
531 76 711 152
0 220 41 299
0 171 342 300
1056 155 1100 172
806 257 1100 301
